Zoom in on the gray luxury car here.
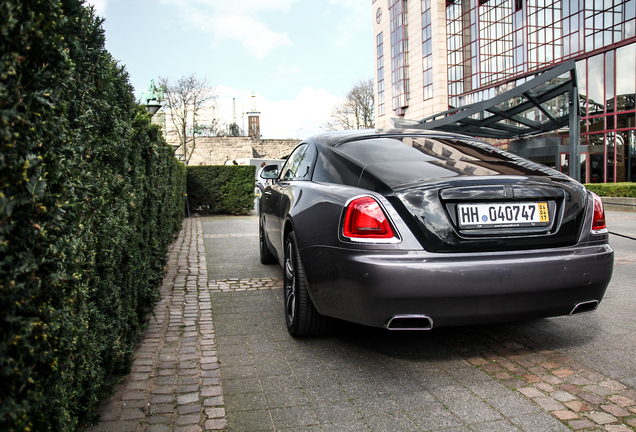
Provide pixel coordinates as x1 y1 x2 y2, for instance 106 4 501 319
258 129 614 337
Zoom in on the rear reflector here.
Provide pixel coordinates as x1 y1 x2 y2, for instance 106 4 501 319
343 196 395 239
591 192 606 232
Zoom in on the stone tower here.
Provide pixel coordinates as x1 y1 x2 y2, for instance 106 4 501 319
246 93 260 139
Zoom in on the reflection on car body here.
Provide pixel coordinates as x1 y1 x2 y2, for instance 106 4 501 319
258 129 614 337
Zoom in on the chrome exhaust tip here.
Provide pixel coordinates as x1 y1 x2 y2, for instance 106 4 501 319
570 300 600 315
384 315 433 330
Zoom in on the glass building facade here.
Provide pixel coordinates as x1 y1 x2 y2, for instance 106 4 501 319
373 0 636 182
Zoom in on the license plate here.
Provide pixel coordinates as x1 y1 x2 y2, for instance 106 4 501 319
457 202 549 228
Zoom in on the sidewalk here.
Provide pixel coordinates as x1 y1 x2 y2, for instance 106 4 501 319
86 212 636 432
85 217 281 432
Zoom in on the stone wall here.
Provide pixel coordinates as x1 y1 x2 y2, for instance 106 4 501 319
169 136 301 165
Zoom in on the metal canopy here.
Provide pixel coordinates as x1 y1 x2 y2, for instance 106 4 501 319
393 60 581 180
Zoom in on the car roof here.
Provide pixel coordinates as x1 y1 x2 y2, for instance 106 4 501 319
304 129 473 149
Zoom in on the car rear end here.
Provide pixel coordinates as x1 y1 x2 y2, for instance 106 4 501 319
302 132 614 329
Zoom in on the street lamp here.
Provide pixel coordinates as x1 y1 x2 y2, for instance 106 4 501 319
146 100 162 116
140 79 163 117
297 128 302 140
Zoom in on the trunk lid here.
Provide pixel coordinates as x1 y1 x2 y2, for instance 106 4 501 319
387 176 587 253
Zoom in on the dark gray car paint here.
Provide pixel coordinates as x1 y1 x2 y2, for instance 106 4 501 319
259 130 614 329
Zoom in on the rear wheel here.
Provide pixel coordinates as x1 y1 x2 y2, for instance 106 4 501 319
259 218 277 264
284 231 334 337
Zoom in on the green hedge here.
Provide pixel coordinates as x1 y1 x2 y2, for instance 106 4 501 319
186 165 256 215
0 1 185 431
584 182 636 197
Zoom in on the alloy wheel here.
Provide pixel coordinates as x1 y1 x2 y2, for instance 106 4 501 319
284 241 296 326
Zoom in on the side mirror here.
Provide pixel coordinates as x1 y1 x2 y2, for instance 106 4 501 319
260 165 279 179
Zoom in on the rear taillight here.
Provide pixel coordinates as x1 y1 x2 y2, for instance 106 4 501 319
591 192 606 232
343 196 395 239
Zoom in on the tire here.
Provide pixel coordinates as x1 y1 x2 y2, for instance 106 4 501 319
259 217 277 265
284 231 334 337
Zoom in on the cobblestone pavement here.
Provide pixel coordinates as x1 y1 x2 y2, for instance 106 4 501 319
87 212 636 431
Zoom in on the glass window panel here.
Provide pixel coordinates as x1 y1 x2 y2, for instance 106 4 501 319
613 25 623 44
618 112 636 128
607 133 615 182
616 44 635 112
590 152 604 182
627 0 636 20
615 131 630 181
595 13 603 29
606 50 615 113
589 115 605 131
595 33 604 50
627 20 636 40
587 54 604 114
560 153 570 174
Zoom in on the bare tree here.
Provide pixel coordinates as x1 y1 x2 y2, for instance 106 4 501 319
323 78 375 131
159 74 218 164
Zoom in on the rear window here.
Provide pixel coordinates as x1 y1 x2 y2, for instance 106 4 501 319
335 135 562 188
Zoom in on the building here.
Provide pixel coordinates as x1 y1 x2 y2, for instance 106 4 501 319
372 0 636 183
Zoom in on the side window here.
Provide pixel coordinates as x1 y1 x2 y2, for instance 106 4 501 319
279 144 317 181
295 145 316 179
279 145 308 180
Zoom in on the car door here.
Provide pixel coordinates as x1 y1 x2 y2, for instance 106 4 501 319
262 144 315 258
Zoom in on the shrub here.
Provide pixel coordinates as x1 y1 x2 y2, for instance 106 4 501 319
584 182 636 197
0 1 185 430
186 165 256 215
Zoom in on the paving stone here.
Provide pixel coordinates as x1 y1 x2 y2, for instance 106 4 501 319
584 384 615 397
178 404 203 415
204 418 228 430
175 414 202 425
535 382 555 392
578 391 607 405
600 380 628 392
533 396 566 411
605 425 632 432
551 391 577 402
205 408 225 418
609 395 636 407
601 403 631 417
518 387 544 398
146 415 171 424
587 411 618 424
568 419 595 429
564 401 591 412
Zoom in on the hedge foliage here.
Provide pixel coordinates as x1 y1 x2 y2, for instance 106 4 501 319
187 165 256 215
0 1 185 430
584 182 636 197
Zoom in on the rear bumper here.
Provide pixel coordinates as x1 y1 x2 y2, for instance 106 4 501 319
301 244 614 328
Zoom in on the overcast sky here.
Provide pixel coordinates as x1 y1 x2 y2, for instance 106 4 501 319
86 0 373 139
